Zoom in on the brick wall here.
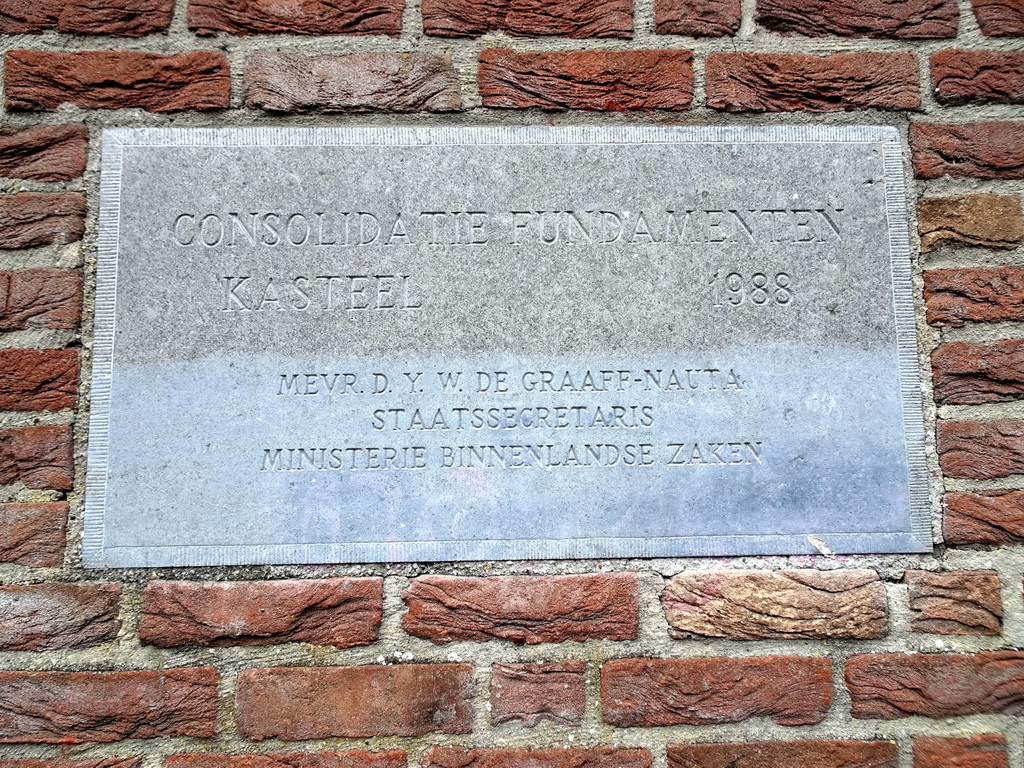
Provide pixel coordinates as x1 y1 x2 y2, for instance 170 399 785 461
0 1 1023 766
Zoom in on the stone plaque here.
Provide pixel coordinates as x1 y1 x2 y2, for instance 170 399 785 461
84 126 930 568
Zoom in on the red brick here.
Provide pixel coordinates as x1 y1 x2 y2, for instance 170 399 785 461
0 760 142 768
705 52 920 112
236 664 474 739
141 577 382 648
655 0 739 35
668 741 898 768
906 570 1002 635
846 652 1024 719
245 53 461 113
0 270 81 332
0 126 87 182
0 349 78 411
0 194 85 250
0 502 66 566
757 0 958 37
422 748 651 768
0 425 73 490
937 419 1024 479
945 490 1024 546
918 194 1024 252
403 573 638 644
491 661 586 726
0 669 219 743
971 0 1024 35
479 49 692 110
164 752 406 768
0 0 172 34
911 122 1024 180
421 0 632 37
5 51 230 113
601 656 831 727
0 583 120 651
932 50 1024 105
933 340 1024 405
188 0 402 35
924 267 1024 326
914 735 1009 768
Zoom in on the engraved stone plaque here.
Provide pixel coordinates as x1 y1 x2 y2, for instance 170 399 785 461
84 126 930 567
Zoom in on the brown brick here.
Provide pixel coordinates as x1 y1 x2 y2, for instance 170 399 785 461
757 0 958 37
188 0 402 35
164 752 407 768
846 652 1024 719
655 0 739 35
945 490 1024 546
403 573 639 644
245 52 461 113
491 661 586 726
906 570 1002 635
422 0 633 37
0 349 78 411
0 669 219 743
971 0 1024 35
0 502 66 566
932 50 1024 105
0 760 142 768
663 570 887 640
0 270 81 332
0 194 85 250
914 735 1009 768
601 656 832 727
0 125 87 182
479 49 692 110
911 122 1024 180
0 425 73 490
5 51 230 113
422 748 652 768
919 194 1024 252
236 664 474 739
0 583 120 651
932 340 1024 405
705 52 920 112
924 267 1024 326
937 419 1024 479
0 0 172 34
668 741 898 768
141 577 382 648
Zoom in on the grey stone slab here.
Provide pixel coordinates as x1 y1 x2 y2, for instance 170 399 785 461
83 125 930 568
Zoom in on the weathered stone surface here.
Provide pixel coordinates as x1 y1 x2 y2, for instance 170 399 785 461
0 760 142 768
164 752 407 768
932 50 1024 104
937 419 1024 479
846 652 1024 719
5 51 230 112
911 122 1024 179
188 0 403 36
906 570 1002 635
140 577 382 647
403 573 639 644
914 735 1009 768
668 741 898 768
932 340 1024 405
0 349 78 411
0 502 66 567
0 194 85 250
236 664 474 739
945 490 1024 546
918 194 1024 252
421 748 652 768
655 0 740 35
0 126 87 182
0 425 73 490
0 0 173 35
0 270 81 332
924 267 1024 326
663 570 887 639
601 656 832 726
421 0 633 37
491 661 586 726
245 52 461 112
757 0 958 37
479 50 692 110
0 669 219 743
705 52 920 111
0 583 120 651
971 0 1024 35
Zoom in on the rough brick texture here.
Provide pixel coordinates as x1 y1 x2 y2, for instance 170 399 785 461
0 583 120 651
164 752 407 768
932 50 1024 104
757 0 958 38
705 53 920 112
924 267 1024 326
663 570 887 640
918 194 1024 252
0 761 142 768
0 0 173 35
421 748 652 768
655 0 740 35
236 664 474 739
945 490 1024 546
914 736 1009 768
0 194 85 250
937 419 1024 479
245 53 461 113
0 425 73 490
188 0 403 36
846 652 1024 719
0 349 78 411
0 270 81 332
140 577 382 648
905 570 1003 635
0 502 66 567
5 51 230 113
971 0 1024 35
932 340 1024 404
0 669 219 743
667 741 898 768
491 661 586 726
479 50 692 110
911 122 1024 179
0 125 87 182
601 656 832 727
403 573 639 643
421 0 632 37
